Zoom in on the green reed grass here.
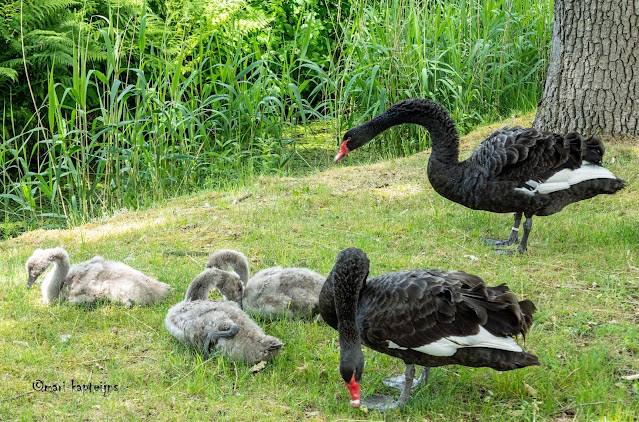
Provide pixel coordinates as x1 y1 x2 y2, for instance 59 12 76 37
0 0 553 235
1 15 317 230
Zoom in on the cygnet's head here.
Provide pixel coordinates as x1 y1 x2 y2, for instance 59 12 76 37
187 268 245 305
215 271 244 307
247 337 284 364
25 247 68 289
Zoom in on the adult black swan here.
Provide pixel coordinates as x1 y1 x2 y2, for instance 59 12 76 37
319 247 539 410
334 99 626 253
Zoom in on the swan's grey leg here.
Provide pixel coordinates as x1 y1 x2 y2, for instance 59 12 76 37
507 212 522 244
362 364 416 411
125 301 134 308
382 365 430 391
516 216 533 254
484 212 522 247
415 366 430 388
203 332 212 360
396 364 416 408
203 324 240 359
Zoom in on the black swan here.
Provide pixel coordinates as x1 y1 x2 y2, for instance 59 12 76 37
165 268 283 363
335 98 626 253
25 247 173 307
319 247 539 410
207 249 326 320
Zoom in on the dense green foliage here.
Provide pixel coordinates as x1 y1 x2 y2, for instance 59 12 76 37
0 0 553 235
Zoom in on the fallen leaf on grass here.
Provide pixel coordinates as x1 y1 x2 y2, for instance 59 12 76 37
524 382 538 397
232 192 253 204
250 360 267 373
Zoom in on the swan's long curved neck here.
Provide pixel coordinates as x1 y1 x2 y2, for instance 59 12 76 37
228 261 249 285
337 320 361 349
42 257 70 304
367 99 461 164
331 265 366 398
333 272 364 343
185 273 216 301
209 252 249 284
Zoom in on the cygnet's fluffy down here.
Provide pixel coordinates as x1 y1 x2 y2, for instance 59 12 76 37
206 249 326 320
244 266 326 320
165 268 283 363
25 247 173 307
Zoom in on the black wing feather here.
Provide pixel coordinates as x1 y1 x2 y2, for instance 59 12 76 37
358 270 533 351
471 126 572 187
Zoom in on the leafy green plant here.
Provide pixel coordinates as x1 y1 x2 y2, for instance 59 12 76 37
0 0 554 237
1 11 326 229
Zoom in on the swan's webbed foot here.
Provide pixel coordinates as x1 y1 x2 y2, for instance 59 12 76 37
202 323 240 359
362 394 400 411
382 366 430 391
366 364 420 411
493 246 518 255
483 237 515 247
382 373 413 391
493 215 532 254
484 212 522 250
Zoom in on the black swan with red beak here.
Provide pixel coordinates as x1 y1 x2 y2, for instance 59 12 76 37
319 247 539 410
335 99 625 253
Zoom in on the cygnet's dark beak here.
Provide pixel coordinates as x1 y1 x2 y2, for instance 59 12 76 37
268 341 284 352
27 275 36 289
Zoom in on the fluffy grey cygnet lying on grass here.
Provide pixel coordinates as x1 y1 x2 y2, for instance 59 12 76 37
165 268 283 363
207 249 326 320
25 247 173 307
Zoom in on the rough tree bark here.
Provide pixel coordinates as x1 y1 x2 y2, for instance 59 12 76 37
533 0 639 137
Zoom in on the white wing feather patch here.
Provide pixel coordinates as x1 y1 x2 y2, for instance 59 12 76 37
387 326 523 357
515 162 617 196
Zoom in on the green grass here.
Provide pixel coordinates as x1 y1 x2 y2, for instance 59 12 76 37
1 118 638 420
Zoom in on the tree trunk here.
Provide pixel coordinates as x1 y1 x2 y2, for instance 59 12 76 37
533 0 639 137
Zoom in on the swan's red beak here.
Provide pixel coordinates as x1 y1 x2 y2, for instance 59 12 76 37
346 374 360 407
334 140 350 162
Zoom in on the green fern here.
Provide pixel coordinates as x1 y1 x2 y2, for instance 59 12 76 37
0 67 18 83
0 0 147 130
161 0 272 67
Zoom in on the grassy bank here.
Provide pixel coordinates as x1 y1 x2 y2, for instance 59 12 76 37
1 117 638 420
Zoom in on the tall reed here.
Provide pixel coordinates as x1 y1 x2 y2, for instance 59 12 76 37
0 14 321 230
0 0 553 235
